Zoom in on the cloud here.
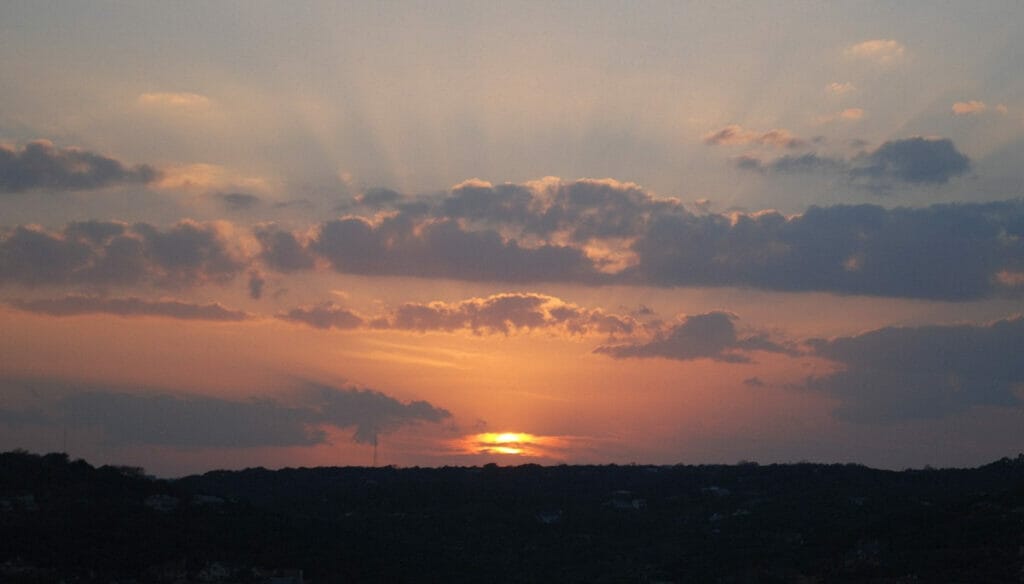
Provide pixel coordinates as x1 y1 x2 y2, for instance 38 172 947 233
765 153 849 174
0 378 451 448
594 311 793 363
703 125 805 149
262 183 1022 301
440 177 687 243
826 82 856 95
353 187 406 209
153 163 270 195
254 225 317 272
130 220 247 285
309 214 603 283
6 295 249 321
840 108 864 120
0 220 246 288
372 293 637 336
854 137 970 185
279 293 638 337
137 92 212 109
215 192 262 211
263 177 688 281
736 137 971 188
307 382 451 445
6 184 1021 301
844 39 906 63
278 303 365 330
951 100 986 115
806 317 1024 423
247 271 265 299
996 270 1024 287
628 199 1024 301
0 140 159 193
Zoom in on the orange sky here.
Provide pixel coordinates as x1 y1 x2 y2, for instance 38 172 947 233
1 3 1023 475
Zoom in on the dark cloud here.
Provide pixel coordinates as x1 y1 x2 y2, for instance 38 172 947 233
215 192 262 211
0 378 451 449
806 317 1024 423
0 220 246 288
133 221 244 284
278 303 365 330
306 382 451 445
259 178 688 283
440 178 687 242
733 155 765 172
0 140 159 193
62 391 321 448
354 187 405 209
7 295 249 321
247 271 266 299
7 191 1020 301
253 225 316 272
594 311 794 363
310 215 602 283
768 153 848 175
854 137 971 185
629 200 1024 300
743 377 766 387
735 137 971 189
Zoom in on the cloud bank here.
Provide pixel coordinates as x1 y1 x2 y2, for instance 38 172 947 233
735 137 971 188
0 140 159 193
594 311 793 363
807 317 1024 423
0 220 245 288
280 292 638 337
6 295 249 321
4 179 1021 302
0 379 451 448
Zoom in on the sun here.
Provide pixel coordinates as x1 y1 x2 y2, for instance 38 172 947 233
470 432 537 456
455 431 568 459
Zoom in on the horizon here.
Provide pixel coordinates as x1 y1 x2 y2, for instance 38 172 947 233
10 448 1024 481
1 2 1023 477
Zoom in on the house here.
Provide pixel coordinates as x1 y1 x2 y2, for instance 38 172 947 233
265 569 304 584
143 494 179 512
607 491 647 510
536 509 563 524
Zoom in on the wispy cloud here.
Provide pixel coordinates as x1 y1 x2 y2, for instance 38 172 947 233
137 92 212 109
952 100 987 115
826 82 856 95
280 292 639 337
703 125 805 149
844 39 906 63
7 295 249 321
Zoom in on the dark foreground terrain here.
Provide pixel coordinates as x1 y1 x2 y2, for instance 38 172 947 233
2 451 1024 583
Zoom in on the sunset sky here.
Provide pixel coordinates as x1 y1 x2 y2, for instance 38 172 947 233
1 2 1023 476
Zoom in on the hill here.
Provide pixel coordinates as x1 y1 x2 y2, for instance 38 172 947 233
3 450 1024 582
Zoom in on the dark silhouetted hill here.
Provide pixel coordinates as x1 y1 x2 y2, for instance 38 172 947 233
3 450 1024 582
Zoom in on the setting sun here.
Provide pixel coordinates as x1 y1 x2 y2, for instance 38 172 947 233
476 432 535 455
455 432 571 459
